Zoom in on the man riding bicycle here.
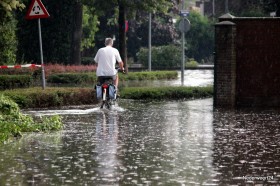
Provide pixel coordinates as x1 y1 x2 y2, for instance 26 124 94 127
94 38 124 92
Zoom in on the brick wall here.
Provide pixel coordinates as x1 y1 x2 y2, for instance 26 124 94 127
215 15 280 107
214 21 236 108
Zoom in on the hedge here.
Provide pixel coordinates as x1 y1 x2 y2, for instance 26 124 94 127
47 71 178 84
0 71 178 90
47 73 96 84
1 87 97 108
0 75 33 90
1 86 213 108
121 86 213 100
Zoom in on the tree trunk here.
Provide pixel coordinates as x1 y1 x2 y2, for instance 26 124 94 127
70 1 83 65
118 2 128 72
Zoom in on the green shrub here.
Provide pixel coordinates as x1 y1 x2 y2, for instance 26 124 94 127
0 75 33 90
0 94 20 115
0 68 38 75
47 71 177 85
0 94 63 143
121 86 213 100
47 73 97 84
186 58 199 68
0 15 17 65
2 87 97 108
137 45 181 69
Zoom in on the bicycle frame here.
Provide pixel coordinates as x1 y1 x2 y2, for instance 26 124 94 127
98 77 115 109
102 83 108 101
97 68 124 109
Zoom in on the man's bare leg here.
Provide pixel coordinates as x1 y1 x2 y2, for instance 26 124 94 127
114 74 119 89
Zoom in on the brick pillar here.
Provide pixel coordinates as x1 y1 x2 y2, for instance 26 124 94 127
214 21 236 108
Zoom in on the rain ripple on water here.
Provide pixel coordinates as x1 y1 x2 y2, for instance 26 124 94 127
0 99 280 185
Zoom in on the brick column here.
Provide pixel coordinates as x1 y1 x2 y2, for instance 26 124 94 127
214 21 236 108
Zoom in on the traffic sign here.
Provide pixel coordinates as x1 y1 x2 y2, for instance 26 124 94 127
25 0 50 20
180 10 190 17
179 18 191 33
25 0 50 89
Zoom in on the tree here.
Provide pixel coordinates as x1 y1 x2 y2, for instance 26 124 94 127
262 0 280 16
16 0 77 64
184 11 214 63
16 0 99 65
126 11 179 61
0 0 24 14
82 5 99 51
211 0 280 17
92 0 177 72
137 45 181 69
70 0 83 65
0 0 25 65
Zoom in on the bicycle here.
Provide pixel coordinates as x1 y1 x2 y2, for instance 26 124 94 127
95 69 125 109
96 76 116 109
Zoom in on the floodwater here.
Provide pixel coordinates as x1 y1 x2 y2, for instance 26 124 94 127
1 98 280 185
1 70 280 185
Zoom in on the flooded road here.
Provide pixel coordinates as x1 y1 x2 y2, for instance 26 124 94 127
0 99 280 185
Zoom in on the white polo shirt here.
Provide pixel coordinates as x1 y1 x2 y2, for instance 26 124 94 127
94 46 122 76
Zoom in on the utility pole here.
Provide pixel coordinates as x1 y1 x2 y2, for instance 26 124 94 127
200 0 205 16
181 0 185 85
225 0 229 13
212 0 215 20
38 18 46 89
148 13 152 71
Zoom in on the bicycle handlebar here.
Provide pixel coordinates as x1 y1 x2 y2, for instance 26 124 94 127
118 68 126 74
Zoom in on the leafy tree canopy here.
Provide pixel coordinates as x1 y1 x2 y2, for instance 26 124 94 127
184 11 214 63
0 0 25 13
0 0 24 65
92 0 174 15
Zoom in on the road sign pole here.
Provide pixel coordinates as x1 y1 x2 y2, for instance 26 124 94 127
148 13 152 71
181 0 185 85
38 18 46 90
25 0 49 90
179 18 190 86
181 31 185 85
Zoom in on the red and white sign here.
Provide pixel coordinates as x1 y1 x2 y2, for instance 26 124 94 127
25 0 50 20
0 64 42 69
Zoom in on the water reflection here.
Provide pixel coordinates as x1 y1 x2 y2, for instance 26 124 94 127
117 99 215 185
95 111 121 184
0 99 216 185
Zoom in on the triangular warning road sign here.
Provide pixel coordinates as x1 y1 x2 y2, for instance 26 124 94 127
25 0 50 19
